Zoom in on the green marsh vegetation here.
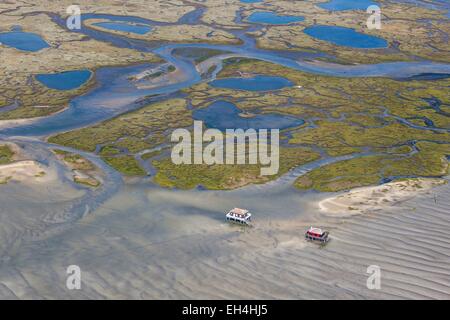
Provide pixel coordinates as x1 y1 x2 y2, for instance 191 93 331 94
152 147 321 190
49 99 192 176
52 149 101 187
50 59 450 191
0 144 14 165
53 149 95 171
245 1 450 64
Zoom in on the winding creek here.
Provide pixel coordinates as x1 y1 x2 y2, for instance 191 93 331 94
2 11 450 137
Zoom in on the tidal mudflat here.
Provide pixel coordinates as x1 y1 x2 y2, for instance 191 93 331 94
0 0 449 300
1 152 449 299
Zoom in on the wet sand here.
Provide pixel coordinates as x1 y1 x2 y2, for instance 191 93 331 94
0 143 449 299
319 178 447 217
0 106 68 130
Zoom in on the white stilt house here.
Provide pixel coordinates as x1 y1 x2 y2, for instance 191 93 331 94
226 208 252 225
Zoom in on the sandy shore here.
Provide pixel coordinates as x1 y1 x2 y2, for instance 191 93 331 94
0 141 449 299
319 178 447 217
0 160 47 183
0 172 448 299
0 118 35 129
135 65 187 90
0 106 68 130
0 142 51 184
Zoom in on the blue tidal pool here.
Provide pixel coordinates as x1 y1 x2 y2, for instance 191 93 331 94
209 75 293 91
247 11 304 25
36 70 92 90
318 0 379 11
92 21 152 35
303 25 388 49
240 0 263 3
193 100 304 131
0 31 49 51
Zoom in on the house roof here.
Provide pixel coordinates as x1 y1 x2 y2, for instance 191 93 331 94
230 208 249 215
227 208 251 219
307 227 324 235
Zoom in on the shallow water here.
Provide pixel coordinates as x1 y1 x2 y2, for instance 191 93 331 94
318 0 379 11
398 73 450 81
247 11 305 25
193 100 305 131
304 25 388 49
0 60 198 137
177 7 205 24
36 70 92 91
92 21 152 35
0 31 49 51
